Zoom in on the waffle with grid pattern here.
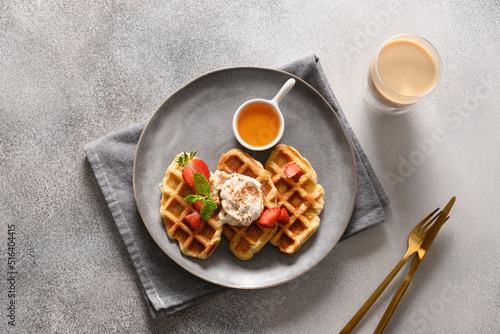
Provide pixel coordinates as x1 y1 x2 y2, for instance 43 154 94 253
160 154 223 259
264 144 325 254
216 148 279 260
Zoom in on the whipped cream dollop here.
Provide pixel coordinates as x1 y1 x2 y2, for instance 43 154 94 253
211 171 264 226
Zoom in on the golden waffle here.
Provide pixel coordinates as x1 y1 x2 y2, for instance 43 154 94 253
160 154 223 259
265 144 325 254
216 149 278 260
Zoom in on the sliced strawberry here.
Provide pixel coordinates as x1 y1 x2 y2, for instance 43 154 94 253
192 200 203 213
184 212 201 230
182 158 211 187
258 208 281 228
284 162 301 178
278 207 290 224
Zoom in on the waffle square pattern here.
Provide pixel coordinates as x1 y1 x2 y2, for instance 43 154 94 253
160 155 223 259
265 144 325 254
216 149 279 260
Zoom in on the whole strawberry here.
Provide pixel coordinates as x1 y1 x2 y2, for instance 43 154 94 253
176 151 211 187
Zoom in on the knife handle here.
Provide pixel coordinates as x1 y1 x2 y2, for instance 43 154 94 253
373 272 415 334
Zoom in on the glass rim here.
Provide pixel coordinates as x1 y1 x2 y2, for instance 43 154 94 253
373 34 443 100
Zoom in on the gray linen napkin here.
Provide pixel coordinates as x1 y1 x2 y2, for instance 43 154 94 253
84 54 389 318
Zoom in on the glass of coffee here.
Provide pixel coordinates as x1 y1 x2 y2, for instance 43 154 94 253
364 35 442 114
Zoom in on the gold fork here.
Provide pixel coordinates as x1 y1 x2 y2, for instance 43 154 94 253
373 197 455 333
339 208 442 334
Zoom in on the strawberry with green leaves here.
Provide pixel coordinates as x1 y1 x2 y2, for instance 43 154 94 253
175 152 217 228
175 151 211 187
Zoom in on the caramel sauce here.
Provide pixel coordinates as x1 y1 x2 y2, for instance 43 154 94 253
236 102 280 147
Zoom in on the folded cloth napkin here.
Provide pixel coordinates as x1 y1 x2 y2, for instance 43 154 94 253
84 54 389 318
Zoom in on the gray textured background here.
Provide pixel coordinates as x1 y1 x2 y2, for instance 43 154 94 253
1 1 499 333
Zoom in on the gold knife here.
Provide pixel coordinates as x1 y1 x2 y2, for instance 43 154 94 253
373 196 456 334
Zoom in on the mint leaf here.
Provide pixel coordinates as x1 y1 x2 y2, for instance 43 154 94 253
200 198 217 220
193 173 211 197
204 198 217 211
184 194 205 203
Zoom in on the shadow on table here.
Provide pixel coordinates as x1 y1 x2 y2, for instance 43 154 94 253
364 103 418 192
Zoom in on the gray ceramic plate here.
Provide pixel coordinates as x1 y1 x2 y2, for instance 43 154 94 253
133 67 356 289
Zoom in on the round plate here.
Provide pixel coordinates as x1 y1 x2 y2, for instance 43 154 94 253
133 67 356 289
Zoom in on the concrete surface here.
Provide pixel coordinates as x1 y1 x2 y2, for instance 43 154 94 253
1 1 499 333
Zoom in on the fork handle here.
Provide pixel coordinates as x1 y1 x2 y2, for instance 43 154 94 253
373 272 415 334
339 253 411 333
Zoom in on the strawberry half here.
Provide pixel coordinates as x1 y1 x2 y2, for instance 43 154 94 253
258 208 281 228
278 207 290 224
192 200 203 213
181 159 211 187
184 212 201 230
284 162 301 179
